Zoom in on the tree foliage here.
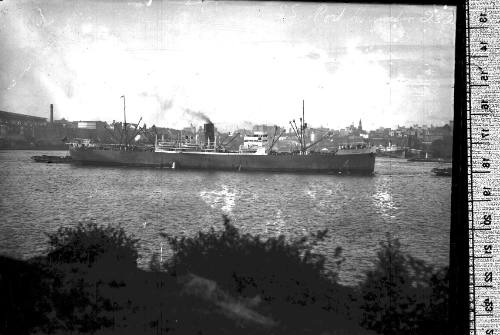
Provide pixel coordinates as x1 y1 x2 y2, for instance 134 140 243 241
162 216 361 334
358 235 449 335
43 222 141 333
430 136 453 159
1 219 449 335
166 216 340 301
46 222 139 267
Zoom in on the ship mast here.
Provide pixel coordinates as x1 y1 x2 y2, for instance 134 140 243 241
302 100 305 153
299 100 307 154
121 95 127 146
288 100 308 154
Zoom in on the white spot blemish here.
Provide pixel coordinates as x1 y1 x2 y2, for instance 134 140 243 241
7 80 17 90
37 8 45 26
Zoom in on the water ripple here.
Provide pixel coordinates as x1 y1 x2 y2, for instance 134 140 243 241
0 151 451 285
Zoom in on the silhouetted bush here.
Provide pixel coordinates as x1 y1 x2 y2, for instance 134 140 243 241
42 222 142 333
46 222 139 267
1 219 448 335
358 235 449 335
0 256 54 335
164 216 360 333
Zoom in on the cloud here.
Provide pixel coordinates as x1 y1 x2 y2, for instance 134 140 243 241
306 52 321 60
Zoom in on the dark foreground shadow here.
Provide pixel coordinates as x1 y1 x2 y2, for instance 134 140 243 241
0 219 448 335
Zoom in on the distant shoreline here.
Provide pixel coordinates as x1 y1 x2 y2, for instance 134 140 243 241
0 146 68 151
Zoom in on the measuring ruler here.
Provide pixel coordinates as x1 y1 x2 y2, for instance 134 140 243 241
466 0 500 334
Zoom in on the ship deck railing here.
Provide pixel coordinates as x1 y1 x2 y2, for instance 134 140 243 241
72 144 155 152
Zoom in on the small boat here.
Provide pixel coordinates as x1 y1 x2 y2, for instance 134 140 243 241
431 167 452 176
31 155 72 163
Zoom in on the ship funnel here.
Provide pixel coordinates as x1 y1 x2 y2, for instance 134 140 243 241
50 104 54 124
204 122 215 147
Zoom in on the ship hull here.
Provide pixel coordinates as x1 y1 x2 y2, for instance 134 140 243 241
70 149 376 174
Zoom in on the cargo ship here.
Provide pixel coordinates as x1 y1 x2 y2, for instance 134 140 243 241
69 100 376 174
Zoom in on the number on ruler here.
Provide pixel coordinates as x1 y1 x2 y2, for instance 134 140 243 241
481 70 489 81
482 129 490 138
484 244 492 254
479 12 487 23
480 41 488 52
483 298 493 312
483 187 492 196
481 100 489 111
486 330 494 335
485 271 493 283
483 214 492 225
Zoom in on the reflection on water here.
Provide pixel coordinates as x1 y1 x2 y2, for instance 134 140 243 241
373 180 398 220
264 209 286 236
0 150 451 285
199 185 237 214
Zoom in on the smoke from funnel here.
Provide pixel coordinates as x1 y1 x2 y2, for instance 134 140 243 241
141 92 174 113
183 108 211 123
160 99 173 112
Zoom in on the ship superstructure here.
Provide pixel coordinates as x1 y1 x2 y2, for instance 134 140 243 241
239 132 268 154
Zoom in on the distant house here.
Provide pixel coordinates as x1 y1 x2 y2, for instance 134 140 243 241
53 118 76 128
422 124 452 145
74 121 107 130
0 111 47 125
368 128 389 146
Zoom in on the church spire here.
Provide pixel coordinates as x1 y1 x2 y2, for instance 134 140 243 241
358 119 363 131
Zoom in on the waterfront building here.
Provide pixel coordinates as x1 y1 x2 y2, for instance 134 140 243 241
0 111 47 138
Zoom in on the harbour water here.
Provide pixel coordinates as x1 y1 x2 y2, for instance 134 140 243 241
0 150 451 285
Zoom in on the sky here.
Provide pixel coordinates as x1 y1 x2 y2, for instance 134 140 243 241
0 0 456 131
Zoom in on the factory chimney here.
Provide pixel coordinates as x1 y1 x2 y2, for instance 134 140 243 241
50 104 54 124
